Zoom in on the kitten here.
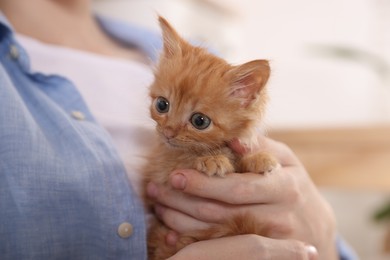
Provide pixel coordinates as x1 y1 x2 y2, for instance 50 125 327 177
143 16 278 260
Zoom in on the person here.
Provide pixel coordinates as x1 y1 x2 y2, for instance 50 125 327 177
0 0 357 259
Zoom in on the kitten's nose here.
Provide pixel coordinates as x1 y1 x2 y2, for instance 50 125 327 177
163 127 176 139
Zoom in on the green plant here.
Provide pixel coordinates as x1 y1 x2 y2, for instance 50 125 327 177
309 44 390 83
373 201 390 222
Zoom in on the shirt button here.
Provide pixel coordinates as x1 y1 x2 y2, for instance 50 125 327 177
9 45 19 60
117 222 133 239
70 111 85 120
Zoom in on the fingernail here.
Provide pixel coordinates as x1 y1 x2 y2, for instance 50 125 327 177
305 245 318 260
171 173 186 190
229 138 248 155
165 230 179 247
146 182 158 198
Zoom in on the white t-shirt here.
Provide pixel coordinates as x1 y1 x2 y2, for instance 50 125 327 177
16 34 156 194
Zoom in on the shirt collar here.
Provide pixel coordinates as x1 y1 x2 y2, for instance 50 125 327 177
96 15 162 62
0 11 13 35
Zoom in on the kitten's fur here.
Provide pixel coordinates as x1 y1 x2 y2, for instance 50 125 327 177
143 17 278 260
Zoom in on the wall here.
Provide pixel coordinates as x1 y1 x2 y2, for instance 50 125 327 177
94 0 390 129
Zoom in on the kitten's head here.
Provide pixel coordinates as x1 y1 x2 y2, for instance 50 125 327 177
149 16 270 152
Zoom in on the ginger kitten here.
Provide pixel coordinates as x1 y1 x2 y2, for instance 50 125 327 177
143 16 278 260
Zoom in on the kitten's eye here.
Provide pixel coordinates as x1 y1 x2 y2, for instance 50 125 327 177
155 97 169 113
190 113 211 130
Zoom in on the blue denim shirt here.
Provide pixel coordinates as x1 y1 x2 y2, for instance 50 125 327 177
0 13 161 260
0 12 357 260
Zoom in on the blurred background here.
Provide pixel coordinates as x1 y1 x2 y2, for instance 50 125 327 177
94 0 390 259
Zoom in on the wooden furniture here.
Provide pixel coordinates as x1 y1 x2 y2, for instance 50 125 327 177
269 125 390 191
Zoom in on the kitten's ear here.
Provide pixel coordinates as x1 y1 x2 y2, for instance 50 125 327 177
229 60 270 107
158 16 182 58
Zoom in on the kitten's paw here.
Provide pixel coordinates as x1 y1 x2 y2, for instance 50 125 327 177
195 155 234 177
240 152 279 174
